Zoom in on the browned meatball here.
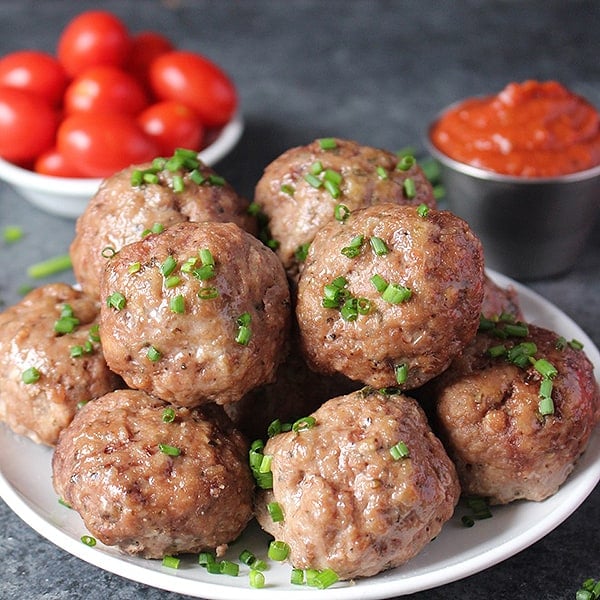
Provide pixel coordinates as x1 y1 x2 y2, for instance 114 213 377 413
100 221 291 406
427 323 600 504
0 283 121 445
253 138 436 276
52 389 254 558
295 203 485 390
254 388 460 580
70 156 256 299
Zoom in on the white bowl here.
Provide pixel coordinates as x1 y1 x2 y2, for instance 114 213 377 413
0 113 244 219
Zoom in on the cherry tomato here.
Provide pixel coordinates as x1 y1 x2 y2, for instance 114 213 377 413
64 66 148 115
0 50 68 106
57 112 159 177
127 31 174 90
0 87 57 163
149 51 237 128
138 100 204 155
34 147 86 178
57 11 131 78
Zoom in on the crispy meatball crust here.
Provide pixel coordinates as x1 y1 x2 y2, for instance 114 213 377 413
52 389 254 558
70 160 256 299
0 283 121 446
428 324 600 504
254 138 436 275
99 221 291 406
295 203 485 389
255 389 460 580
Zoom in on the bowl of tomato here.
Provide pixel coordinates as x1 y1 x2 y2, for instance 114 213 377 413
0 10 243 219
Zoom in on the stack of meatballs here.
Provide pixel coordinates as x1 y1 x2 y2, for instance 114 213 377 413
0 139 598 583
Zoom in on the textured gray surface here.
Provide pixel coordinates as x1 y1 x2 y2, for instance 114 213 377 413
0 1 599 598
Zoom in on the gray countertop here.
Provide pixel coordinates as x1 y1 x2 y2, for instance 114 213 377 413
1 1 599 598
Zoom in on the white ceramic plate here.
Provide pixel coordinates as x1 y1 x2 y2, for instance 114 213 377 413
1 270 599 599
0 113 244 219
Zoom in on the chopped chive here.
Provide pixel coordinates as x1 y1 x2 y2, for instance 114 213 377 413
58 498 72 509
160 256 177 277
198 286 219 300
538 396 555 416
146 345 162 362
394 363 408 385
219 560 239 576
106 292 126 311
239 549 256 566
310 160 323 175
235 312 252 345
533 358 558 379
3 225 23 243
569 338 584 350
381 283 412 304
313 568 339 590
172 174 185 193
208 174 226 186
504 323 529 337
198 551 216 566
159 443 181 456
280 183 295 196
88 324 100 342
376 165 388 180
461 515 475 527
267 540 290 561
292 415 316 432
81 535 96 547
304 172 322 188
267 501 284 522
340 297 359 321
190 168 205 184
193 264 215 280
27 254 72 279
291 568 305 585
251 558 268 571
162 407 176 423
341 234 364 257
54 315 80 335
101 246 117 259
403 177 416 198
199 248 214 266
488 344 507 358
323 179 341 198
390 440 410 460
128 261 141 274
369 236 389 256
334 203 350 222
396 155 415 171
259 454 272 474
295 242 311 262
249 569 265 588
370 273 388 293
22 366 41 384
318 137 337 150
169 294 185 313
164 275 181 289
417 203 430 217
162 555 180 569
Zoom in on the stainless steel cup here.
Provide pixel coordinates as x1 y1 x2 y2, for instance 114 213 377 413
427 131 600 280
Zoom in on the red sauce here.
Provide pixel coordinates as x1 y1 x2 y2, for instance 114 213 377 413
430 80 600 177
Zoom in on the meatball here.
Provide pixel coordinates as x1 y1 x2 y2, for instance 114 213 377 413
427 323 600 504
52 389 254 558
0 283 121 445
254 138 436 276
295 203 485 390
70 155 256 299
99 221 291 406
254 388 460 580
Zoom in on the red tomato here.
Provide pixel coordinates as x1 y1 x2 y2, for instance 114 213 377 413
64 66 148 115
34 147 86 178
127 31 174 90
57 11 131 78
0 50 68 106
149 51 237 128
0 87 57 163
138 100 204 155
57 112 159 177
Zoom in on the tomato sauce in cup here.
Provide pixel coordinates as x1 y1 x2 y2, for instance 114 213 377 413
430 80 600 177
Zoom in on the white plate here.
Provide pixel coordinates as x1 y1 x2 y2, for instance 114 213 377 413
0 113 244 219
1 270 599 599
